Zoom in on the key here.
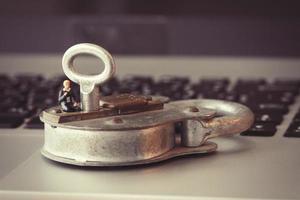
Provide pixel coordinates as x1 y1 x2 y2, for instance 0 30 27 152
101 77 120 96
247 103 289 114
255 111 284 125
155 77 189 100
159 75 190 86
0 114 24 128
198 91 237 101
25 116 44 129
120 76 145 93
258 84 299 95
200 78 229 85
233 79 266 93
292 112 300 123
241 122 277 136
123 76 155 94
157 77 187 90
236 90 295 106
195 78 229 94
273 79 300 87
284 122 300 138
236 79 266 86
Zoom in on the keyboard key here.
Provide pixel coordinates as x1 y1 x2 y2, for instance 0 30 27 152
236 79 266 86
0 114 24 128
155 77 190 100
120 76 146 93
194 78 229 94
247 103 289 114
236 90 295 105
207 92 237 101
101 77 120 96
180 85 196 99
199 91 238 101
284 122 300 138
260 91 295 104
241 122 277 137
25 117 44 129
292 112 300 123
200 78 229 85
255 112 283 125
273 79 300 87
159 75 190 85
233 79 266 93
258 84 299 94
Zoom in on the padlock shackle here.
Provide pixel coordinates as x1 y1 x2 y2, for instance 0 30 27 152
171 99 254 147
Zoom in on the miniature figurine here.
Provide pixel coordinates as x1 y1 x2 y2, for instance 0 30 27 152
58 80 80 112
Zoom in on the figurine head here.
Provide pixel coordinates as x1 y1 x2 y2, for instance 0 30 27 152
63 80 71 89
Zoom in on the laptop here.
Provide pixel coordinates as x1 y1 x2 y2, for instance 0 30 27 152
0 53 299 200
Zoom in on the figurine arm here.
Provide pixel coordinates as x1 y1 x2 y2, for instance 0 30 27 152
58 90 66 103
70 90 79 104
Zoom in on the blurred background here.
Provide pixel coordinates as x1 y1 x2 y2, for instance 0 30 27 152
0 0 300 134
0 0 300 56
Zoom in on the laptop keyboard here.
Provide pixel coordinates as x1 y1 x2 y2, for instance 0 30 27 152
1 74 299 138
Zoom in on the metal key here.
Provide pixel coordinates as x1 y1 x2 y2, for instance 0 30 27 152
62 43 116 112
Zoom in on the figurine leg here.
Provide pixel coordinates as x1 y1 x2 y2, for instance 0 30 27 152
61 102 78 112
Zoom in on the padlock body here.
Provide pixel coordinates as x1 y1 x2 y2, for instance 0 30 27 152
42 123 175 166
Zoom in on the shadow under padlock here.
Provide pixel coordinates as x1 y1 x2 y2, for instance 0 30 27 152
40 43 254 167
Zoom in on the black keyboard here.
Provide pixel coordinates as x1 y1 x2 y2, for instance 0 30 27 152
1 74 299 138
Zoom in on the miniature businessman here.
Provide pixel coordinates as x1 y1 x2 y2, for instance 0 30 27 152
58 80 80 112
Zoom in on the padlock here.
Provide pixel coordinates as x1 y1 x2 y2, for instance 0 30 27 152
40 43 254 167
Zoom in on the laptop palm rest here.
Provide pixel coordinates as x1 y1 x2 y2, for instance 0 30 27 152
0 136 299 199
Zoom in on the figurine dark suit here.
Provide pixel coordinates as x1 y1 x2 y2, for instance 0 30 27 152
58 80 80 112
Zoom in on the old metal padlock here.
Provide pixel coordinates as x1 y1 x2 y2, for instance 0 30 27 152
40 43 254 167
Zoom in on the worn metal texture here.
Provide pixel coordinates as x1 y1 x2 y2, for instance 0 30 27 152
42 138 217 167
41 95 166 124
41 101 215 166
171 99 255 146
40 102 216 130
181 119 208 147
42 123 175 164
41 98 253 166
